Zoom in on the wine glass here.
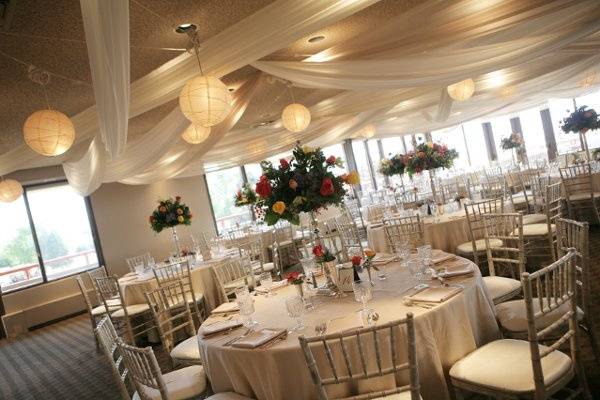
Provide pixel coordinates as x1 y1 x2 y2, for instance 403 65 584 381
352 281 373 311
236 290 258 328
406 259 429 290
285 296 305 332
259 272 273 297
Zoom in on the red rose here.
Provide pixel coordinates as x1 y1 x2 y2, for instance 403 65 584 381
279 158 289 169
286 271 300 283
319 177 335 196
326 155 336 165
255 176 272 198
312 245 324 257
352 255 362 266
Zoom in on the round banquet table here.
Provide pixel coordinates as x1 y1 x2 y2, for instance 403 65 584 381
367 209 470 254
197 252 499 400
118 256 229 311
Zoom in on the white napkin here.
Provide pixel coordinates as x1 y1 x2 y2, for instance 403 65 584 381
409 286 462 303
232 328 287 349
199 319 243 337
211 302 240 315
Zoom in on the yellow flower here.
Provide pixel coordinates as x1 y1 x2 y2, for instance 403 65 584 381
272 201 286 215
301 145 315 154
426 142 434 148
364 248 376 258
177 215 185 223
346 170 360 185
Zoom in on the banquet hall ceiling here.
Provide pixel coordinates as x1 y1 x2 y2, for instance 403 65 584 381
0 0 418 154
1 0 600 190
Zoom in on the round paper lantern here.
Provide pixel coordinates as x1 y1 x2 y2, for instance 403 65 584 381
361 124 376 139
281 103 311 132
182 124 211 144
447 78 475 101
23 109 75 156
179 75 232 127
0 179 23 202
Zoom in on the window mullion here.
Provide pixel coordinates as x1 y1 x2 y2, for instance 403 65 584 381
21 189 47 284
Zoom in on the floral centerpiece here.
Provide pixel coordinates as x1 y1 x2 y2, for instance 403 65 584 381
560 106 599 161
149 196 192 255
312 244 336 264
378 154 405 177
253 144 360 225
234 184 257 207
285 271 305 297
403 143 458 177
352 249 378 283
500 132 524 150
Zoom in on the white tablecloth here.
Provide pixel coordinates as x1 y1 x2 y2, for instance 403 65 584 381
198 253 499 400
367 210 470 254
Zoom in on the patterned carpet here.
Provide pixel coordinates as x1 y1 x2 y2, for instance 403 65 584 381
2 227 600 399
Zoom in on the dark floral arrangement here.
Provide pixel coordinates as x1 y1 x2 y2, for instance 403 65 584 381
378 154 405 177
253 144 360 225
285 271 304 285
312 244 336 263
149 196 192 233
234 184 257 207
500 132 525 150
380 143 458 178
561 106 599 134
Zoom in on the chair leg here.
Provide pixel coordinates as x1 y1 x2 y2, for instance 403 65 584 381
123 317 136 345
91 315 101 354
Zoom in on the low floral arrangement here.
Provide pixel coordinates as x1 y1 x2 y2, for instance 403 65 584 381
149 196 192 233
500 132 524 150
312 244 336 263
252 144 360 225
560 106 599 134
285 271 304 285
352 249 378 281
378 154 405 177
379 143 458 178
234 184 257 207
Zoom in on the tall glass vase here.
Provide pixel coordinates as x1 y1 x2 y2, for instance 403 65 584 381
171 226 182 257
429 168 437 203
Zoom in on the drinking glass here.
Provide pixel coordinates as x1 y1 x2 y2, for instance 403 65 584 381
236 291 258 328
417 245 432 268
300 258 316 286
285 296 305 332
314 317 327 335
406 259 429 290
259 272 273 297
352 281 373 311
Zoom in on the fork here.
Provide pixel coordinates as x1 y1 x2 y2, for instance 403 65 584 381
223 328 252 346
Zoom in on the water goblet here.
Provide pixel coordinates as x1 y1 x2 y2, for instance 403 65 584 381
258 272 273 297
236 293 258 328
406 259 428 290
352 281 373 312
285 296 305 332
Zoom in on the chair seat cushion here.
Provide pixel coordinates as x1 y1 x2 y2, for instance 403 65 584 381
206 393 255 400
521 213 546 225
373 391 421 399
456 238 503 254
496 298 582 333
482 276 521 303
568 192 600 201
252 262 275 273
91 304 120 316
170 336 201 363
519 223 555 236
111 303 150 318
134 365 206 400
450 339 571 395
224 280 247 291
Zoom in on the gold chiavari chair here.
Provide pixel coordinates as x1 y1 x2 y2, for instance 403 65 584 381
95 316 133 400
482 213 525 305
560 163 600 223
145 280 201 368
125 253 154 273
118 339 207 400
450 250 591 399
480 175 507 201
334 213 366 255
236 233 275 275
271 222 301 267
94 275 154 345
382 215 425 253
555 218 600 365
457 198 505 265
299 314 421 400
521 176 551 225
152 259 206 323
211 257 253 300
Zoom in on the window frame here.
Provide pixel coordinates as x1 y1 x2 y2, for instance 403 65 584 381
0 179 105 294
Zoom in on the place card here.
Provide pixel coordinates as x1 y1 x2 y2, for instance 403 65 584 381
408 286 462 303
211 302 240 315
232 328 287 348
199 319 243 337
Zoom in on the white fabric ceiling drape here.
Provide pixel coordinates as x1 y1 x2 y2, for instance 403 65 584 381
79 0 130 160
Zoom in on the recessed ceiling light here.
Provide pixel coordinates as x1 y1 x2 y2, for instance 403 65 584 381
308 35 325 43
175 23 196 34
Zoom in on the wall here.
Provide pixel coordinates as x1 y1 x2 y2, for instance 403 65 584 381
2 166 216 335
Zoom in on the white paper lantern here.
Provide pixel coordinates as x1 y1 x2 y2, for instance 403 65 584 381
182 124 211 144
447 79 475 101
179 75 232 127
0 179 23 202
282 103 311 132
361 124 376 139
23 109 75 156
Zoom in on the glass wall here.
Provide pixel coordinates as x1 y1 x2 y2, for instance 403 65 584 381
0 182 100 292
367 140 386 189
519 108 548 163
206 166 251 234
380 137 406 157
548 98 581 155
575 89 600 150
461 120 489 167
489 116 514 163
431 125 470 170
351 140 375 193
321 143 348 175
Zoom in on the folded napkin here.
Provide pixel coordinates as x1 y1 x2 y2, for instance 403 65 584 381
232 328 287 349
437 260 473 278
211 302 240 315
373 254 396 265
199 319 243 337
431 253 455 264
409 286 462 303
256 280 288 293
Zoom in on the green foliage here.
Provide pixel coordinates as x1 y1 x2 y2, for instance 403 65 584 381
379 143 459 177
234 184 258 207
561 106 599 134
0 227 68 267
149 196 192 233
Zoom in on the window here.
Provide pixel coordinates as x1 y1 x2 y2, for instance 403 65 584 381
403 135 414 152
462 120 489 167
244 163 263 184
0 182 100 292
431 125 470 169
206 166 251 234
489 116 514 163
367 140 386 189
548 98 580 155
518 108 548 163
575 89 600 151
321 143 347 175
380 137 406 157
351 140 375 193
